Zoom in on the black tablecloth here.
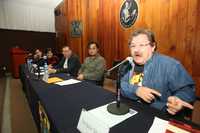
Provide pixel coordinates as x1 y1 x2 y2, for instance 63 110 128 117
19 64 200 133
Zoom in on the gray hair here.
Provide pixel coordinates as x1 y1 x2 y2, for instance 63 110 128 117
129 28 157 50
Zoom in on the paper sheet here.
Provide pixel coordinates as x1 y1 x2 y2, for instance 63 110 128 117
148 117 169 133
55 79 81 86
77 109 110 133
148 117 191 133
88 102 137 128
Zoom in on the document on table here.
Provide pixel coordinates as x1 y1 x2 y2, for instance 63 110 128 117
55 79 81 86
88 102 138 128
148 117 168 133
148 117 191 133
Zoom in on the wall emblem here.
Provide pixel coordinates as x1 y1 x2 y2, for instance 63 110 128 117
70 20 82 38
120 0 138 28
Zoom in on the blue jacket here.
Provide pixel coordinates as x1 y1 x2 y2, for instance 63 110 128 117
121 52 196 111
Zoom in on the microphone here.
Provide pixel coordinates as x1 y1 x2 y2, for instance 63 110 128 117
43 55 47 60
106 57 133 76
106 57 132 115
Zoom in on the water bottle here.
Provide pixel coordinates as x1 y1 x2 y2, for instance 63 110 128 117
43 62 49 82
27 59 30 70
29 59 33 73
27 58 31 71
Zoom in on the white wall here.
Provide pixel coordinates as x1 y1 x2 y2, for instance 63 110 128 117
0 0 62 32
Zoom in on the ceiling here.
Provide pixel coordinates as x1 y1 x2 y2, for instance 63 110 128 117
1 0 63 8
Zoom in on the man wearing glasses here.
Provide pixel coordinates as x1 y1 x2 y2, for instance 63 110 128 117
121 29 196 115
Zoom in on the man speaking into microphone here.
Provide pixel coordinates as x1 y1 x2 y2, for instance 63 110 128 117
121 28 196 115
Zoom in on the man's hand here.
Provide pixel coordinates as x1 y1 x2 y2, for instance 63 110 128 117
166 96 194 115
77 74 84 80
136 86 161 103
48 64 53 69
48 68 56 74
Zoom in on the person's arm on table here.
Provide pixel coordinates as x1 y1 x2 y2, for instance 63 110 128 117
121 72 161 102
77 59 87 80
56 56 80 76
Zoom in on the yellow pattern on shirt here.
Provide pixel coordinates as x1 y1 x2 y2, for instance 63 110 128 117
129 73 144 86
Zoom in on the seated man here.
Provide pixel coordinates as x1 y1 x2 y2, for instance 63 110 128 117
121 28 196 115
32 48 45 66
45 48 59 67
48 46 81 77
77 42 106 85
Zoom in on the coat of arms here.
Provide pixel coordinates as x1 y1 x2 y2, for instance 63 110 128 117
120 0 138 28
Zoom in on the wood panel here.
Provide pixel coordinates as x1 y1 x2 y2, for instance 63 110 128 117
55 1 67 52
55 0 200 96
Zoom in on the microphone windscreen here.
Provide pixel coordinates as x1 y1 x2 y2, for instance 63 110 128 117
43 56 47 60
126 57 133 63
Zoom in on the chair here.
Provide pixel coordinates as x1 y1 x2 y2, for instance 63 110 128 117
191 96 200 123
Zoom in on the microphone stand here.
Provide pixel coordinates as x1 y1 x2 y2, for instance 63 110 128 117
107 64 129 115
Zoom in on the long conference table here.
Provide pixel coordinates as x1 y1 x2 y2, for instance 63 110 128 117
19 64 200 133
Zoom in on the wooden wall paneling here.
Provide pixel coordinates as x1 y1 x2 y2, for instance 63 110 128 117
151 0 161 52
192 0 200 96
55 1 67 52
98 0 116 68
65 0 83 61
111 0 120 61
88 0 99 42
80 0 88 61
184 0 198 74
191 0 200 77
82 0 99 60
194 78 200 97
118 0 133 60
143 0 153 29
55 0 200 96
158 0 170 55
168 0 179 58
108 0 121 66
174 0 188 64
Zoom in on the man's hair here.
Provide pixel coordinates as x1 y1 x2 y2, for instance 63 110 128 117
62 45 71 50
45 48 52 54
129 28 157 50
87 41 99 49
35 48 43 53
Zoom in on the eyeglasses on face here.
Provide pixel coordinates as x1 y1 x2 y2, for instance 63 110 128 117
129 42 150 49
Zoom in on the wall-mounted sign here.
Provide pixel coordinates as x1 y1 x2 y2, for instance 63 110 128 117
70 20 82 38
120 0 138 28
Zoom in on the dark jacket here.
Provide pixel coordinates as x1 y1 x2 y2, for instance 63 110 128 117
54 54 81 77
32 58 45 66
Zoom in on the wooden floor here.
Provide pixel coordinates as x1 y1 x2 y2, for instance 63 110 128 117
0 78 6 133
0 77 37 133
0 77 199 133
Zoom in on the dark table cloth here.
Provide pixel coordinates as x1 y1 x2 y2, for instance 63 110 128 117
19 64 200 133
